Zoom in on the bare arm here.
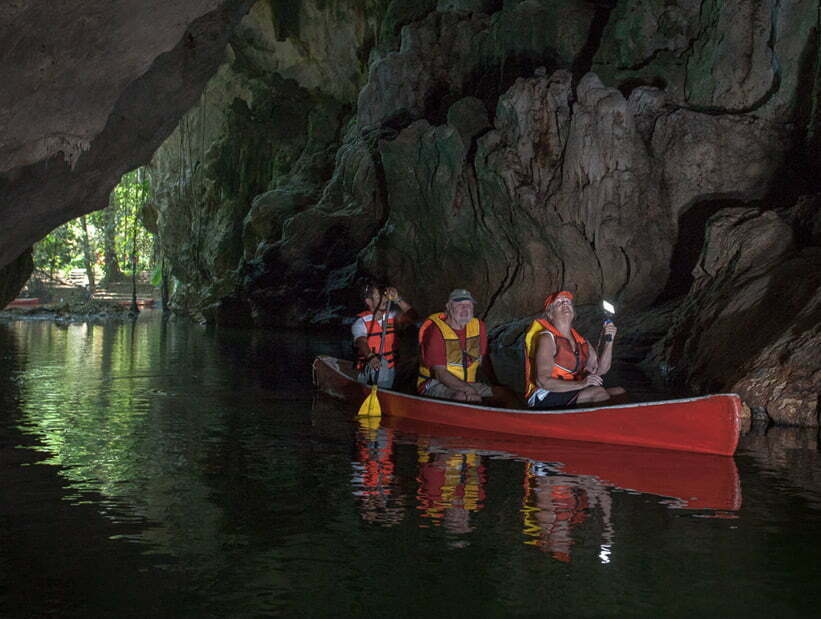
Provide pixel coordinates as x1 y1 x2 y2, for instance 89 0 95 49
534 333 602 392
393 298 412 314
596 322 617 375
386 288 417 326
585 347 599 375
355 336 381 370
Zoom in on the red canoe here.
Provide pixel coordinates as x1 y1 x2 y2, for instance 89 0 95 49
312 355 741 456
116 299 155 309
5 297 40 307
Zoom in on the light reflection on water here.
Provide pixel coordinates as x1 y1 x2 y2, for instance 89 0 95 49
1 313 821 617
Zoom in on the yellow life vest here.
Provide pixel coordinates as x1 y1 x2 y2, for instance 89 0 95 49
417 313 481 390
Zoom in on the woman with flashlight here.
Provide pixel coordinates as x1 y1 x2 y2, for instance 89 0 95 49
523 291 625 409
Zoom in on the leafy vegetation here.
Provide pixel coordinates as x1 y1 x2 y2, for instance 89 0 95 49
32 168 157 290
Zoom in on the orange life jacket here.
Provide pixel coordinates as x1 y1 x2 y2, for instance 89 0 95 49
356 310 397 370
523 318 589 398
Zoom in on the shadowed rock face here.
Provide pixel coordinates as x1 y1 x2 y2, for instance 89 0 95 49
1 1 819 423
645 203 821 426
224 0 807 321
148 0 818 424
0 0 256 307
0 251 33 309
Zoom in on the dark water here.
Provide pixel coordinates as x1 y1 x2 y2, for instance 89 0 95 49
1 313 820 617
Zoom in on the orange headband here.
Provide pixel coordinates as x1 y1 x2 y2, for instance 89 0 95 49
543 290 574 310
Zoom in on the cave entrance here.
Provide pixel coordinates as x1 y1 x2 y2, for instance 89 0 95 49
19 167 161 310
655 198 759 304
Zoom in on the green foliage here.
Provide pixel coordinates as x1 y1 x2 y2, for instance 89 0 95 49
111 168 155 272
32 224 81 278
32 167 158 282
149 264 164 287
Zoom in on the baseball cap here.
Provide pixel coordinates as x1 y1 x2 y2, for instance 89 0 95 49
543 290 574 309
448 288 477 303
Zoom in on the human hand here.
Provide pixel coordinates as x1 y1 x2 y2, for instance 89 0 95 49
604 321 617 341
465 389 482 402
582 374 603 387
368 354 381 370
455 387 481 402
385 287 400 302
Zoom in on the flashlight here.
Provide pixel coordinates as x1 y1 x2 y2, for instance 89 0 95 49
602 300 615 342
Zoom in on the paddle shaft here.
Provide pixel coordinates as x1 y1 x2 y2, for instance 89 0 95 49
357 295 390 418
370 296 390 385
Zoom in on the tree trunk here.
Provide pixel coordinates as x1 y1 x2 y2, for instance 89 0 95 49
102 196 124 284
129 170 141 314
161 259 170 311
80 215 96 296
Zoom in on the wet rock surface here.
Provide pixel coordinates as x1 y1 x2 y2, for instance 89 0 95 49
0 251 33 311
645 206 821 425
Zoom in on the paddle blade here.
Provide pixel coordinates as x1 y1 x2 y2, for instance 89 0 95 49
357 384 382 417
357 415 381 440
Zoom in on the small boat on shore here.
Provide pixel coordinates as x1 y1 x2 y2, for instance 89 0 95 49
4 298 40 308
312 355 741 456
116 298 155 309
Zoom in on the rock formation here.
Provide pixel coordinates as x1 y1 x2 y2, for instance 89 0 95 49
646 202 821 426
0 0 818 423
0 0 256 307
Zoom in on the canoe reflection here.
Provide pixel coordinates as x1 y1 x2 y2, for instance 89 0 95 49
349 415 741 558
387 417 741 508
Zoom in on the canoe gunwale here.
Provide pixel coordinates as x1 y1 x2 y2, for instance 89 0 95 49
314 355 741 417
313 355 741 456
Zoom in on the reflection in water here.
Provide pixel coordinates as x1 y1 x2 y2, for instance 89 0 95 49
7 315 821 616
352 418 404 525
416 448 486 537
522 463 613 563
10 318 231 568
348 410 743 562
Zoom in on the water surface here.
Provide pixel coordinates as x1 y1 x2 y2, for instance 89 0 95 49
1 314 819 617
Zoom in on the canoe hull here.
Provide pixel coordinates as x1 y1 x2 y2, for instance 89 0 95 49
313 355 740 456
117 299 155 309
5 298 40 307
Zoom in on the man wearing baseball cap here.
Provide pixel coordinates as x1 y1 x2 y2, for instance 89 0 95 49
522 290 624 409
416 288 493 402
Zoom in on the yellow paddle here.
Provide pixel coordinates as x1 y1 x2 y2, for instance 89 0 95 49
357 383 381 417
357 292 391 418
